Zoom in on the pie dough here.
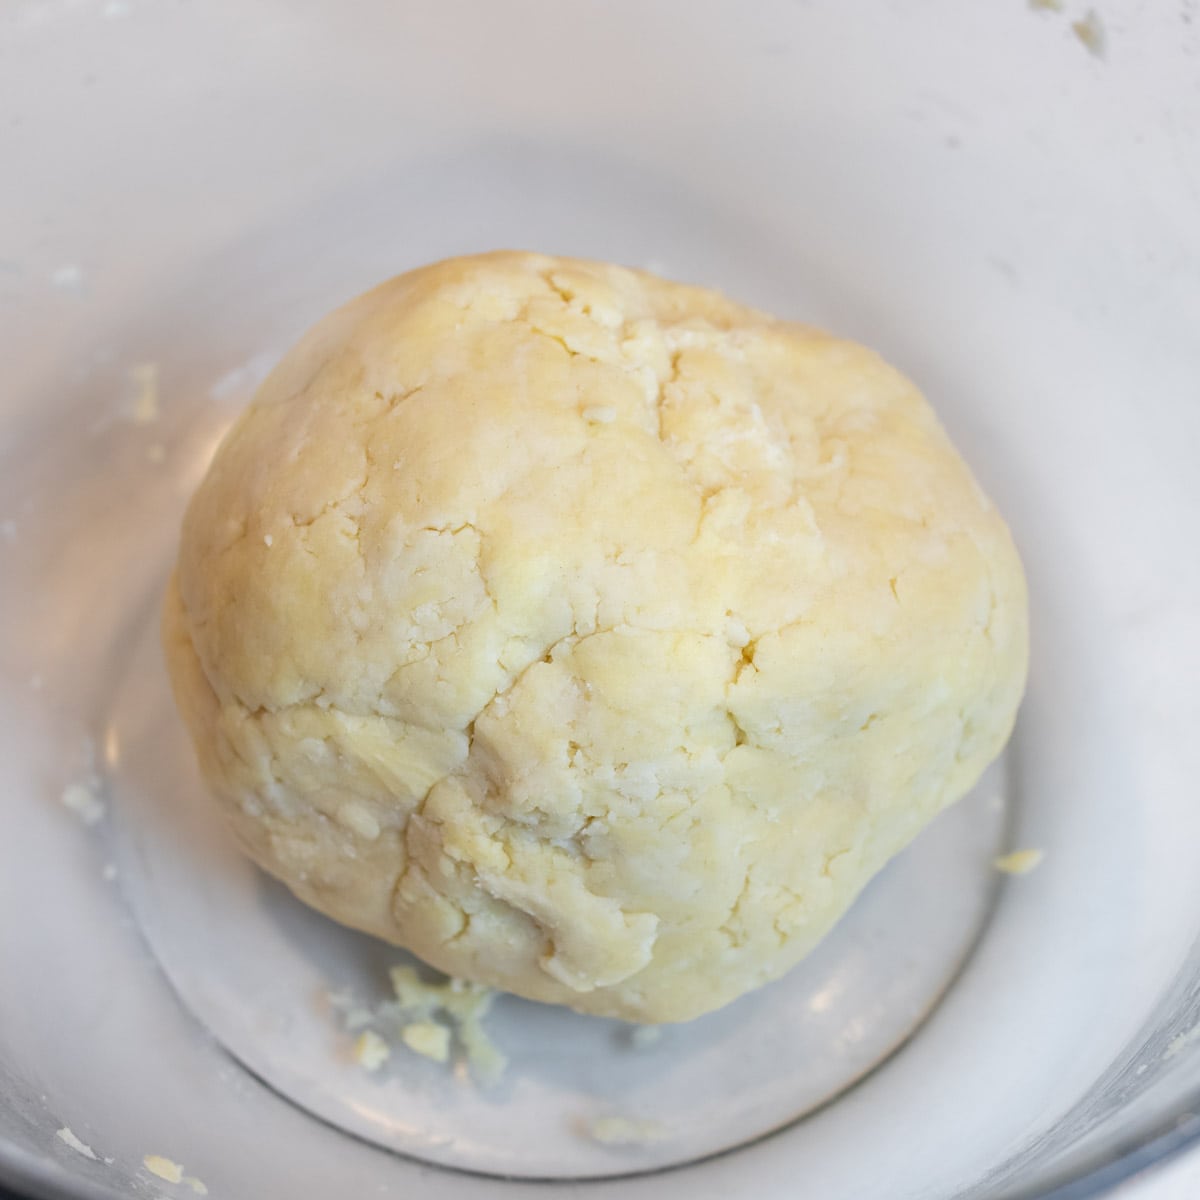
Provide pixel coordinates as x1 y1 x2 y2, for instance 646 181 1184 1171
164 252 1028 1022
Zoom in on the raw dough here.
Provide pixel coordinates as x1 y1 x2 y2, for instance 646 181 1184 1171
164 251 1028 1023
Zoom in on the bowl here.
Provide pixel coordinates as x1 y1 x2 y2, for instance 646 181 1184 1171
2 2 1199 1198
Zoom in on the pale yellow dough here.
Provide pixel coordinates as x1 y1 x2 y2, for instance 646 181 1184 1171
164 251 1028 1022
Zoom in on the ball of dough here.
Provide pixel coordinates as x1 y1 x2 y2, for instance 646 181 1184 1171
164 252 1028 1023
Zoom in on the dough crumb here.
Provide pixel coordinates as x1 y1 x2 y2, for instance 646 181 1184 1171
263 533 274 547
993 848 1044 875
61 781 105 826
55 1127 97 1160
353 1029 391 1072
1028 0 1065 10
184 1178 208 1196
143 1155 184 1184
330 965 507 1083
387 965 507 1083
630 1025 662 1048
587 1115 668 1145
1072 9 1106 56
127 362 160 425
401 1020 451 1062
582 405 617 424
1165 1026 1200 1060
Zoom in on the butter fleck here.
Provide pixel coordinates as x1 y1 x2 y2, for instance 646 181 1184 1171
401 1020 451 1062
338 801 380 840
994 848 1044 875
587 1115 667 1145
1072 9 1106 57
143 1155 184 1184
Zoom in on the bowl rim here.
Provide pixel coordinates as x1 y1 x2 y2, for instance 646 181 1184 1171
4 1079 1200 1199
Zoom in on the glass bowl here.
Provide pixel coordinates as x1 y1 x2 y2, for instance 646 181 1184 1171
2 2 1198 1198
